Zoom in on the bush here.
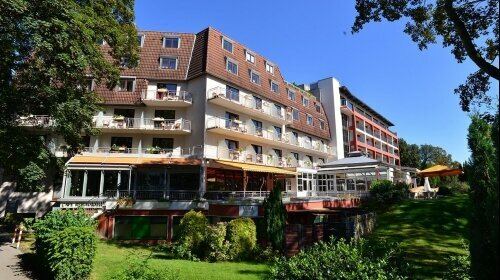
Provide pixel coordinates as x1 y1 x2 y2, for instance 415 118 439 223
46 226 96 280
443 253 471 280
172 210 208 259
267 238 409 280
438 181 470 196
33 209 96 279
202 222 231 262
110 254 180 280
370 180 408 206
226 218 257 260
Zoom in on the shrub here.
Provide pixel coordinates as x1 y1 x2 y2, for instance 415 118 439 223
33 209 96 279
438 181 470 196
267 238 409 280
263 182 287 251
370 180 408 206
172 210 208 259
45 226 97 280
202 222 231 262
110 254 180 280
443 253 471 280
226 218 257 260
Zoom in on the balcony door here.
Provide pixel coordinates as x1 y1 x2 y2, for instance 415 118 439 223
225 112 239 129
114 109 135 127
253 96 262 110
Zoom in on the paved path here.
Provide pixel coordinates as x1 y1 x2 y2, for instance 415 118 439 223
0 232 31 280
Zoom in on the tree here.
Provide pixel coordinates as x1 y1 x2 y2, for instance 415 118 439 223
398 138 420 167
263 181 287 251
419 144 453 169
464 114 498 280
352 0 499 118
0 0 139 190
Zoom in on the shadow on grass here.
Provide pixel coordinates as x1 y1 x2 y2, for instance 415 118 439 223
237 268 269 278
368 194 470 279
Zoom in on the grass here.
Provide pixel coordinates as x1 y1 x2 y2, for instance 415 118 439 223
90 241 269 280
368 194 470 279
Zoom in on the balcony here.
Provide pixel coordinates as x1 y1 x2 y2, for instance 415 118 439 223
81 145 203 158
206 117 330 156
93 116 191 135
141 89 192 107
208 146 298 167
207 87 292 125
105 190 201 201
340 100 354 116
17 115 55 128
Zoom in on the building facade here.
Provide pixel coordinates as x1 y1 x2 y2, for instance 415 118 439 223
9 27 402 241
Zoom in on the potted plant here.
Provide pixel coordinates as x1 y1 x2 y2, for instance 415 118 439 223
116 196 134 208
146 146 161 154
267 154 274 163
110 144 120 152
113 114 125 121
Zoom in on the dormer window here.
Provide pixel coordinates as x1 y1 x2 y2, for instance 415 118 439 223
302 96 309 107
163 36 180 48
250 70 260 85
137 34 145 47
306 114 313 126
222 37 233 53
288 90 296 101
160 56 177 69
265 62 274 74
226 58 238 75
117 78 135 92
245 50 255 63
315 103 321 113
270 80 279 93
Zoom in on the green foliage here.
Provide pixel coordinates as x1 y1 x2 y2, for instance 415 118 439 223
110 253 180 280
45 226 96 280
202 223 231 262
172 210 208 259
465 114 499 280
398 138 420 167
443 251 471 280
438 180 470 196
267 238 409 280
226 218 257 260
17 161 47 191
369 180 408 207
0 0 139 184
352 0 498 117
263 181 287 251
33 209 96 279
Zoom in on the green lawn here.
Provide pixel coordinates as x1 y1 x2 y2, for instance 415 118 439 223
368 194 470 279
91 241 269 280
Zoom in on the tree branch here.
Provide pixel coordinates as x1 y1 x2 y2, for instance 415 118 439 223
444 0 499 80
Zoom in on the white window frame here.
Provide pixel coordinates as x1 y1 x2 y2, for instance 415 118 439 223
245 50 255 63
302 96 309 107
250 70 261 85
116 77 136 92
288 90 296 101
306 114 313 126
265 61 274 74
222 36 233 53
292 108 299 121
270 80 279 93
319 119 325 130
159 56 178 70
163 36 180 48
137 34 145 47
315 103 321 113
226 58 238 75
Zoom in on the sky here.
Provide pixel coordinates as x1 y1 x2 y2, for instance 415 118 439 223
134 0 498 164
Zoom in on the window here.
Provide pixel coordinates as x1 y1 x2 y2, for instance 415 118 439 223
137 34 144 47
226 58 238 75
270 80 279 93
222 37 233 53
253 96 262 110
315 103 321 113
287 90 295 101
291 152 299 161
85 79 94 91
160 57 177 69
114 216 168 240
111 137 133 149
302 96 309 107
275 104 282 117
252 119 262 135
306 155 313 163
292 108 299 121
163 36 179 48
318 158 325 164
117 79 134 92
120 57 130 68
225 139 239 150
252 144 262 155
250 70 260 85
157 83 177 95
306 114 313 126
245 50 255 63
274 126 282 138
152 138 174 149
154 110 175 119
319 119 325 130
273 149 282 158
265 62 274 74
225 85 239 101
225 112 239 129
292 132 299 141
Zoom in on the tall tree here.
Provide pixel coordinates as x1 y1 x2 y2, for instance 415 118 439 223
263 181 287 251
465 114 498 280
0 0 139 189
398 138 420 167
352 0 499 118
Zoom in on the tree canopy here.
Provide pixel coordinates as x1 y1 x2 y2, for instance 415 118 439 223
0 0 138 189
352 0 499 118
398 138 458 169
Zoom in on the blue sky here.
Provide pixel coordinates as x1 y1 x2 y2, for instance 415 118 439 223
134 1 498 164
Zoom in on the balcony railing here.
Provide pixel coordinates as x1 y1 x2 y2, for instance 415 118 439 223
17 115 55 127
81 145 203 157
93 117 191 132
105 190 200 200
204 191 270 201
141 89 192 104
208 87 292 122
214 147 298 167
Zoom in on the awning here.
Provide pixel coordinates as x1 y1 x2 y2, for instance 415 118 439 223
212 160 298 175
68 155 202 166
417 165 463 177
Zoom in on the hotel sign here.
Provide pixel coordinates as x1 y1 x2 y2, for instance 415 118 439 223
239 205 258 217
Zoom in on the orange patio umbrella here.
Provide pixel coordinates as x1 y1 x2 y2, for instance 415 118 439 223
417 165 463 178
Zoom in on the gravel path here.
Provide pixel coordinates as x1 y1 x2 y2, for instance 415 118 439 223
0 231 32 279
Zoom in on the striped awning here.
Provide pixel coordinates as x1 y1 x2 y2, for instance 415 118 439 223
212 160 298 175
68 155 201 166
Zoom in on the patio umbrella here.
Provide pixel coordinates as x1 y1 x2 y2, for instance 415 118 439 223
417 165 463 178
